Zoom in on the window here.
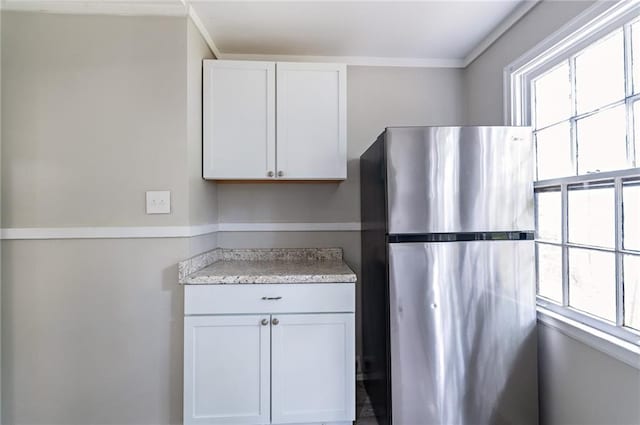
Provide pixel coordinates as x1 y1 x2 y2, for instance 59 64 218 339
508 2 640 346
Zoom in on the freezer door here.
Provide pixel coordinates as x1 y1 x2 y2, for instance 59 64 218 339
385 126 534 234
388 240 537 425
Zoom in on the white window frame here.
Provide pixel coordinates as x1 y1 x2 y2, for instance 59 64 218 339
505 0 640 369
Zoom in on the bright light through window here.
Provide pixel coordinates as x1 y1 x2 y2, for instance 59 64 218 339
568 185 615 247
624 183 640 251
576 105 628 174
569 248 616 322
575 30 625 114
625 255 640 330
633 21 640 94
536 190 561 242
534 62 571 128
537 243 563 303
535 122 573 180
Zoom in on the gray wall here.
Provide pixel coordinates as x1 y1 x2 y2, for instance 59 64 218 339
1 11 216 425
464 0 594 125
464 1 640 424
1 12 190 228
2 238 188 425
538 324 640 425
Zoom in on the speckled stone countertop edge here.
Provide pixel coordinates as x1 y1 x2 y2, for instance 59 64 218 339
178 248 349 284
178 248 222 282
183 273 357 285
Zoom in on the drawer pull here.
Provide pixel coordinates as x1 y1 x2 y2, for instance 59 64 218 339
261 296 282 301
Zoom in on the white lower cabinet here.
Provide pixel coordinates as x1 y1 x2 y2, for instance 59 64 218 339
184 284 355 425
271 314 355 424
184 315 271 425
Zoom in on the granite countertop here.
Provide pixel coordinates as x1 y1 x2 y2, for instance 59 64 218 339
178 248 357 285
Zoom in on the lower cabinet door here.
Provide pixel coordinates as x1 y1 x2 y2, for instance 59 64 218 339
184 315 271 425
271 313 355 424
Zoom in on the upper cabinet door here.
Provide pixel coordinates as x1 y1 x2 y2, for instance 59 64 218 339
203 60 276 179
276 62 347 180
271 313 355 424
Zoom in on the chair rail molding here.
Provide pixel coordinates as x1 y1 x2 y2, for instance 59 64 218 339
0 222 362 240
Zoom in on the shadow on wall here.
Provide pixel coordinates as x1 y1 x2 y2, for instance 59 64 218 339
488 327 539 425
216 158 362 224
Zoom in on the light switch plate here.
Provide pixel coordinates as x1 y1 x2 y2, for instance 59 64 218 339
146 191 171 214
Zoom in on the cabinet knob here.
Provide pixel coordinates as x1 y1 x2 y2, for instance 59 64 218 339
272 318 279 326
267 171 274 177
261 318 269 326
277 171 284 177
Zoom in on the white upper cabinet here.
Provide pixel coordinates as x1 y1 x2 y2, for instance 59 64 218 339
276 62 347 180
203 60 276 179
203 60 347 181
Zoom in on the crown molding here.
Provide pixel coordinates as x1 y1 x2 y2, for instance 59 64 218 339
217 53 465 68
1 0 188 16
187 3 220 57
463 0 540 68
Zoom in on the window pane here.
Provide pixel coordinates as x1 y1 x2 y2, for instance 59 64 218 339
534 62 571 129
537 243 563 302
633 21 640 94
624 254 640 330
568 185 615 247
624 182 640 251
569 247 616 321
536 190 561 241
536 121 573 180
575 30 625 113
576 105 627 174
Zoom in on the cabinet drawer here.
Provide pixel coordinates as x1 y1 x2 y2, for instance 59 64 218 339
184 283 355 315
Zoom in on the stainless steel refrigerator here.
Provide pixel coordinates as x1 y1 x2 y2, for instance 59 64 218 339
360 126 538 425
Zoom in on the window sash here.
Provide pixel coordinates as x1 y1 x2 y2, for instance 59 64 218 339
530 23 639 180
506 3 640 127
535 170 640 345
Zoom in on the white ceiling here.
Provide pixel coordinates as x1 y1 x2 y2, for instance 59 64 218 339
2 0 538 67
190 1 536 67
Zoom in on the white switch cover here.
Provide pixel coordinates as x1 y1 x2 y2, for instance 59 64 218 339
146 191 171 214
